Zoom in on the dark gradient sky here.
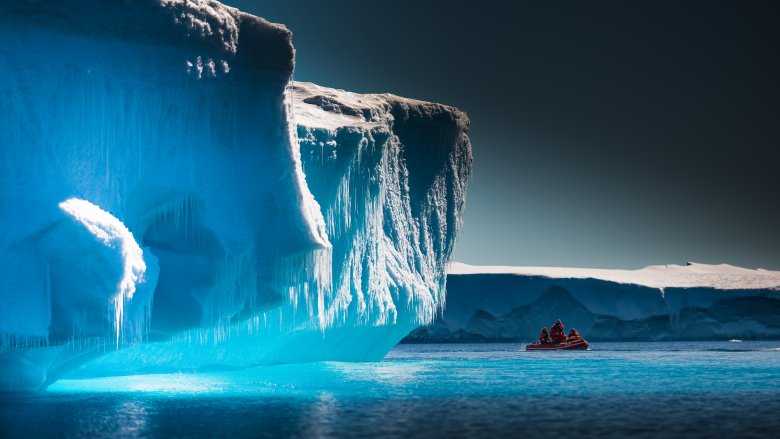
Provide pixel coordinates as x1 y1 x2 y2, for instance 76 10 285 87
226 1 780 269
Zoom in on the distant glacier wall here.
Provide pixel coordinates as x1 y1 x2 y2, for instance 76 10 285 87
405 264 780 343
0 0 471 390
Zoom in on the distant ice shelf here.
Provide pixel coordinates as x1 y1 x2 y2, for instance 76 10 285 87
405 263 780 343
0 0 471 390
448 262 780 290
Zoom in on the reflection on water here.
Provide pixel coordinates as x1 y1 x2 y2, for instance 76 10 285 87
114 401 148 437
328 360 432 387
1 342 780 438
304 393 339 439
52 373 229 394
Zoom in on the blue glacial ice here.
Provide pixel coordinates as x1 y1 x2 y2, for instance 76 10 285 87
0 0 472 390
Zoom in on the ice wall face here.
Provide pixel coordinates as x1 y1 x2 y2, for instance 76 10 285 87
0 1 472 390
405 263 780 342
294 83 471 331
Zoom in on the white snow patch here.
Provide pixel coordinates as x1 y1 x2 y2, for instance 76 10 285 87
291 81 454 132
161 0 241 54
58 198 147 345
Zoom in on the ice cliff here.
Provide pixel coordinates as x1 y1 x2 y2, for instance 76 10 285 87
404 263 780 343
0 0 471 390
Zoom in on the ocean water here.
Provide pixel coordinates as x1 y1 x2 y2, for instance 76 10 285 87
2 341 780 438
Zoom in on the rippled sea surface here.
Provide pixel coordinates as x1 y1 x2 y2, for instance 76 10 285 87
2 341 780 438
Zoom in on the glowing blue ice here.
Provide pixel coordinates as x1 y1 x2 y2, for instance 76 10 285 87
0 0 472 390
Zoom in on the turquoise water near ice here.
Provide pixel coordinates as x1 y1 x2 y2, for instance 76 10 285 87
2 341 780 438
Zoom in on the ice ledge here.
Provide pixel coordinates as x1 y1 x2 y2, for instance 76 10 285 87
291 81 469 132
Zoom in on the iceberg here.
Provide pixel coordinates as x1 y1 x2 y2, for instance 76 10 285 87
0 0 471 390
405 262 780 342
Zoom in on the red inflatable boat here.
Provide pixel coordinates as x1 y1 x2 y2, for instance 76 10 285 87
525 337 590 351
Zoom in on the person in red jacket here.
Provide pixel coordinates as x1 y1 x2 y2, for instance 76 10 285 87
568 328 581 341
550 319 566 344
539 327 551 344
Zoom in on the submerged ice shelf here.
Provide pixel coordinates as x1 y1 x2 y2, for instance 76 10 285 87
405 263 780 343
0 0 471 390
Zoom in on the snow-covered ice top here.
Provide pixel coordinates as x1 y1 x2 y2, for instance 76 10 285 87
449 262 780 290
291 81 468 132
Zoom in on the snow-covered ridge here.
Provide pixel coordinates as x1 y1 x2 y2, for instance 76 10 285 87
449 262 780 290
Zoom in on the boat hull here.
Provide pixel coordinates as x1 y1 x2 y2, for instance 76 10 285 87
525 339 589 351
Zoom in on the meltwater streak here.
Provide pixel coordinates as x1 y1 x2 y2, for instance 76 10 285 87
2 342 778 438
